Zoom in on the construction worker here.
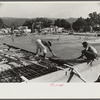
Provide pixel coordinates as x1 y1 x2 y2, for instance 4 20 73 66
76 42 98 65
34 39 56 59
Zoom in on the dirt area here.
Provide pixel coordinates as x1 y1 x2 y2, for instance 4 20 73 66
1 34 100 59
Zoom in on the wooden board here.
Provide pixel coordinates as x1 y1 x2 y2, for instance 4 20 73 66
54 59 100 83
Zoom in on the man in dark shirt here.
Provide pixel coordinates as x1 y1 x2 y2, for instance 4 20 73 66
35 39 56 59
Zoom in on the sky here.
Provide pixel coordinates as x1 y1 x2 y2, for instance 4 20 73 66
0 2 100 19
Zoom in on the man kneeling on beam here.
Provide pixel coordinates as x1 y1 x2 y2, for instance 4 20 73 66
76 41 98 66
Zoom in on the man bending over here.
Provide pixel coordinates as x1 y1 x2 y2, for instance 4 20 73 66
35 39 56 59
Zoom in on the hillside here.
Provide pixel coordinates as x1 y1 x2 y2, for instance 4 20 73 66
49 17 77 23
1 17 77 27
2 17 29 26
66 17 77 23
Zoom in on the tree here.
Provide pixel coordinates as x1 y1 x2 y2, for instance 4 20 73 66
61 19 71 29
0 18 4 28
54 19 71 29
88 12 100 25
89 12 99 24
23 18 53 30
72 17 87 32
23 20 33 29
10 23 18 29
54 19 61 27
98 13 100 24
41 18 53 28
85 18 95 32
88 12 100 31
85 18 95 27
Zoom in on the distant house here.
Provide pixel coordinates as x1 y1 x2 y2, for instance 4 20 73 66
57 27 64 33
0 29 10 35
42 28 50 34
18 26 28 30
42 27 65 34
18 26 31 35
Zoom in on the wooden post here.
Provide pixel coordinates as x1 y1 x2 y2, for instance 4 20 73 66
64 64 87 83
67 69 74 82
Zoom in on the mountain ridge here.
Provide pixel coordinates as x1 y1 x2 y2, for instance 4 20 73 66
1 17 77 26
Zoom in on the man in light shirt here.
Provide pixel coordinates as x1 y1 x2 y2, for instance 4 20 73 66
35 39 56 59
77 42 98 65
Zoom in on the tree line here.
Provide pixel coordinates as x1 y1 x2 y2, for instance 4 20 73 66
0 12 100 32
